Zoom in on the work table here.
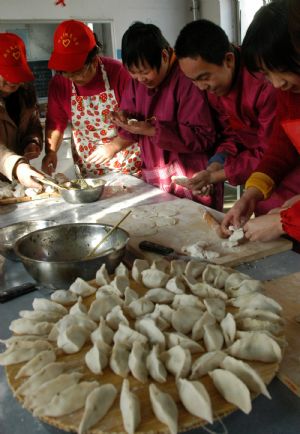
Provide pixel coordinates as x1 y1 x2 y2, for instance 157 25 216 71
0 174 300 434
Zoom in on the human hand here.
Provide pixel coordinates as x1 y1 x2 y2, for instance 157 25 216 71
23 143 41 160
42 151 57 175
86 142 121 165
111 111 156 137
243 213 284 242
15 163 44 189
187 170 212 192
221 196 255 236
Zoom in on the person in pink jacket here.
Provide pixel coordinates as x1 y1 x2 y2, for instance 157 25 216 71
95 22 222 209
174 19 278 212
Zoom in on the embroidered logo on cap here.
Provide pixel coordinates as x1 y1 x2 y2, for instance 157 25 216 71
3 45 21 62
58 32 79 49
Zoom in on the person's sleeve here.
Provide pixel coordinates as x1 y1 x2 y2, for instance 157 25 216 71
20 106 43 152
245 171 275 199
118 79 140 142
224 82 277 185
280 200 300 241
0 144 23 181
46 76 70 133
151 77 216 154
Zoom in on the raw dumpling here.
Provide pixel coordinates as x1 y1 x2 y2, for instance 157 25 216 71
192 312 216 341
114 323 148 349
177 378 213 423
120 379 141 434
227 333 282 362
79 384 117 434
165 332 204 354
111 275 130 295
95 263 111 286
202 264 232 289
124 287 139 306
135 317 165 349
184 280 227 300
16 349 56 379
144 288 174 304
170 259 186 276
89 293 123 321
115 262 129 277
230 293 282 314
161 345 191 379
34 381 99 417
203 323 224 352
50 289 78 305
149 383 178 434
204 298 226 322
128 341 148 383
146 345 167 383
220 312 236 346
190 351 227 379
9 319 53 336
142 269 169 289
151 258 170 273
0 340 52 366
91 317 114 346
131 259 149 283
225 272 251 291
226 279 264 298
171 306 203 334
220 356 271 398
24 372 83 409
209 368 252 414
85 341 111 374
128 298 154 318
152 304 174 325
19 309 62 323
110 342 130 377
165 276 186 294
106 305 129 330
69 296 88 315
236 317 283 336
234 308 283 323
184 260 206 280
32 298 68 315
69 277 97 297
172 294 204 309
57 324 90 354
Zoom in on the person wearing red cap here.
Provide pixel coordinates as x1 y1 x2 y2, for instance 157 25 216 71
0 33 44 188
43 19 141 178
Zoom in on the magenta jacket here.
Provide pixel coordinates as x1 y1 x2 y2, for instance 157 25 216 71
208 54 277 186
118 60 222 209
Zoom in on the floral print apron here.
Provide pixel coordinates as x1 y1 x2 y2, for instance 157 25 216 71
71 62 141 177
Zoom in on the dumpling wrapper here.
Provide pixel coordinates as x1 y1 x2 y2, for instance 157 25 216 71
149 383 178 434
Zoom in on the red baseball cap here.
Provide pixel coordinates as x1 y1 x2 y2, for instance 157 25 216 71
48 20 96 72
0 33 34 83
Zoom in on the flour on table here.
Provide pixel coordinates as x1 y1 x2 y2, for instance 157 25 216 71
222 226 245 248
153 216 177 227
182 241 220 260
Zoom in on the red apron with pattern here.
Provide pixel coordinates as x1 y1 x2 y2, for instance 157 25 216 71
71 62 141 177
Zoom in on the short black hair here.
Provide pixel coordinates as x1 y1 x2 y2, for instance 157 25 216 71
121 21 170 70
242 0 300 74
85 33 102 65
175 19 232 65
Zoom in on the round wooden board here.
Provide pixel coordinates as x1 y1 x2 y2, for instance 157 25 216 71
6 277 280 434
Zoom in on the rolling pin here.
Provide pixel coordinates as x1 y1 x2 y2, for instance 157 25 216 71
202 210 225 238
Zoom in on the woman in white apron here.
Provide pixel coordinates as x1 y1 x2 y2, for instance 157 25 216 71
43 19 141 178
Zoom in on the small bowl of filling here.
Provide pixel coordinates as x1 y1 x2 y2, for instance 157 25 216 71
60 178 106 204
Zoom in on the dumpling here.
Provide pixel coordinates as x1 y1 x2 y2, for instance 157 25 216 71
19 309 62 323
131 258 149 283
230 292 282 314
220 312 236 346
106 305 129 330
151 258 170 273
203 323 224 352
128 297 154 318
111 275 130 295
225 272 251 290
33 381 99 417
226 279 264 297
0 340 52 366
184 280 227 300
88 293 123 321
170 259 186 276
57 325 90 354
113 323 148 349
184 260 206 280
192 311 216 341
149 383 178 434
165 332 204 354
120 379 141 434
55 313 97 334
135 317 165 349
203 298 226 322
190 350 227 379
146 345 167 383
227 333 282 362
165 276 186 294
142 269 170 289
16 362 68 397
15 348 56 379
144 288 174 304
0 335 48 347
95 263 111 286
124 287 139 306
115 262 129 277
202 264 232 289
85 341 111 374
209 368 252 414
128 341 148 383
172 294 204 309
50 289 78 305
24 372 83 409
69 296 88 315
171 306 203 334
161 345 191 379
235 317 283 336
110 342 130 377
69 277 97 297
32 298 68 315
91 317 114 346
177 378 213 423
234 308 283 323
97 284 122 297
152 304 174 325
9 319 53 336
220 356 271 399
78 384 117 434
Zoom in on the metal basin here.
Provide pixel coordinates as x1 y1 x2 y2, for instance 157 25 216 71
60 179 106 204
14 223 129 289
0 220 57 262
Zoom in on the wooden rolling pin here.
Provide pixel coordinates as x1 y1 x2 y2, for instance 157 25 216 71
202 210 225 238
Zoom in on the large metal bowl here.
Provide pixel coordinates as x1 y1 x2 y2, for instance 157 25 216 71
0 220 57 262
60 178 106 204
14 223 129 289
